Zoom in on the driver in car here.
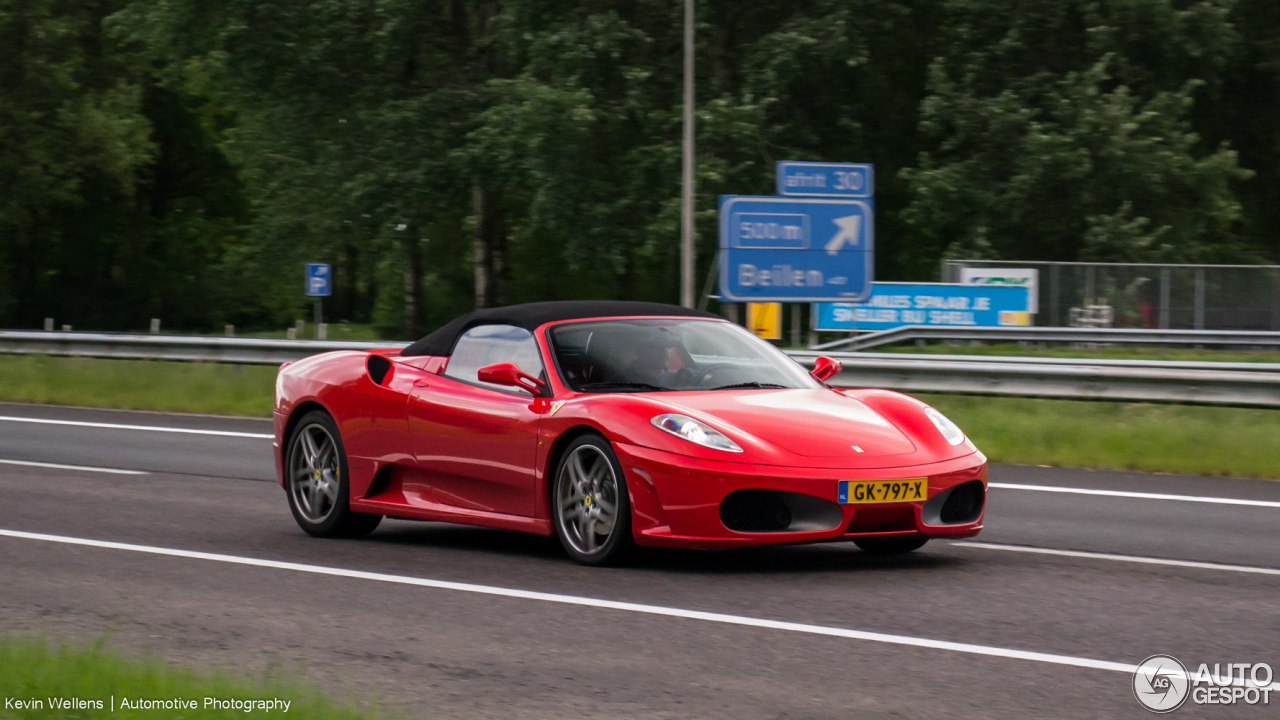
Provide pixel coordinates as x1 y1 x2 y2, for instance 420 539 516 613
618 328 698 389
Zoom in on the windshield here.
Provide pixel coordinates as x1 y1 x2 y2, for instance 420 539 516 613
548 318 820 392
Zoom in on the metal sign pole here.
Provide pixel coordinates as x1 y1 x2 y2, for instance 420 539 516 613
305 262 332 332
697 249 721 312
680 0 695 308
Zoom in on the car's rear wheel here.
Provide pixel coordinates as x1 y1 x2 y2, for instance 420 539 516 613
854 535 928 554
553 435 632 565
286 410 382 538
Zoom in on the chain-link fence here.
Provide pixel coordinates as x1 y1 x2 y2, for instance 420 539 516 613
941 260 1280 330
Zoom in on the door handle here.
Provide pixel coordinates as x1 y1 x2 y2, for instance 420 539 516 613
413 378 431 388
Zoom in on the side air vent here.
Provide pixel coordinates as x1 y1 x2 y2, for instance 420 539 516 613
367 355 393 385
921 480 985 526
720 490 843 533
364 465 395 499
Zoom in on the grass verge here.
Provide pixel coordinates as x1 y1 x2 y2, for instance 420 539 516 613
0 637 376 719
0 355 276 416
1 354 1278 479
923 393 1280 479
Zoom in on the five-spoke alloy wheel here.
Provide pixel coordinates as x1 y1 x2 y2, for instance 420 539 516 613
289 421 340 523
553 435 631 565
286 410 382 538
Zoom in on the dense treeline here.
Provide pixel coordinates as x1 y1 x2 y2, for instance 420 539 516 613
2 0 1278 337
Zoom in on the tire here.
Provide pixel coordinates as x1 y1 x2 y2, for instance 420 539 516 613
854 535 928 555
552 434 632 566
285 410 382 538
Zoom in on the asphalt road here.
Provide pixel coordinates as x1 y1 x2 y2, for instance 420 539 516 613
1 401 1277 718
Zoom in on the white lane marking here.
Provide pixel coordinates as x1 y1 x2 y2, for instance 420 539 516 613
953 542 1280 576
0 459 148 475
990 482 1280 509
5 533 1276 694
0 415 273 439
0 529 1170 679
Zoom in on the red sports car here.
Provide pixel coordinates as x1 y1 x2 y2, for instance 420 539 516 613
273 301 986 565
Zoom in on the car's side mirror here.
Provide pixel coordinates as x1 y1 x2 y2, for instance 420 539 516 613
810 355 843 383
477 362 547 395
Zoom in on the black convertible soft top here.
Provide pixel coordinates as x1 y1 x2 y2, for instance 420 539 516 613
401 300 720 357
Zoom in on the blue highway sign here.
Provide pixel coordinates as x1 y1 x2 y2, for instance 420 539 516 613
776 162 874 198
719 195 874 302
305 263 332 297
814 283 1032 331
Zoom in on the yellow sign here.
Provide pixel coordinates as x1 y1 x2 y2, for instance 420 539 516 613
999 310 1032 326
746 302 782 340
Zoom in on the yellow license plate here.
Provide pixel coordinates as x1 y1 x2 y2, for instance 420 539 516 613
839 478 927 504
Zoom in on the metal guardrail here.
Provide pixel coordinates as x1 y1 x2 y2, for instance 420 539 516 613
789 352 1280 408
813 325 1280 352
790 351 1280 374
6 330 1280 407
0 330 408 365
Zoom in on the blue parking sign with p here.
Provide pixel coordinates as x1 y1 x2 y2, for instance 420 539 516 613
305 263 332 297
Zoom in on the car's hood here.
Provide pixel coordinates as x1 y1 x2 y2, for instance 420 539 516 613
660 388 917 459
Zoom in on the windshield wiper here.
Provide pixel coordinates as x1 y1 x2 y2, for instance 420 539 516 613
710 382 788 391
579 381 667 392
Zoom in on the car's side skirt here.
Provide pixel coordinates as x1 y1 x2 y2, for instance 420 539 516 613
352 498 554 536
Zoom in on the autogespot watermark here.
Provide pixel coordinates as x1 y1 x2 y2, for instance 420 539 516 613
1133 655 1274 713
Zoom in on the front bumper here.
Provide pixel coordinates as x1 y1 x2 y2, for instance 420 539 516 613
272 410 286 487
614 442 987 549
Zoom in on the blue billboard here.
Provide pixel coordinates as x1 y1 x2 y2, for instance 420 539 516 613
815 283 1031 331
718 195 874 302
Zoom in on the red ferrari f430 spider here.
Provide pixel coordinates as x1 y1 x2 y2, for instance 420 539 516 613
274 301 986 564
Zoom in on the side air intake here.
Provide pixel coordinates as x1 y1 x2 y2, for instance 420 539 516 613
367 355 393 385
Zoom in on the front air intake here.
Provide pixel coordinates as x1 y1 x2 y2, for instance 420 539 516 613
941 481 984 523
720 490 791 532
719 490 843 533
921 480 985 526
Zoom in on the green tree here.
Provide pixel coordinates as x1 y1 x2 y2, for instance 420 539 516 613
0 0 152 323
12 0 1278 336
903 0 1253 267
0 0 247 330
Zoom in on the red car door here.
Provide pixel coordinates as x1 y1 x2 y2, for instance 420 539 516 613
407 324 546 517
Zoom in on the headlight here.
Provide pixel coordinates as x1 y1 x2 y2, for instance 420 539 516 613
651 413 743 452
924 407 965 446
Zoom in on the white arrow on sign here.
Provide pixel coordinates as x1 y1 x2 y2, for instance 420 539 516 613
824 215 862 255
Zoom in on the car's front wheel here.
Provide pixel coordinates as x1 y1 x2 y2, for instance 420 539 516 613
286 410 382 538
553 435 632 565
